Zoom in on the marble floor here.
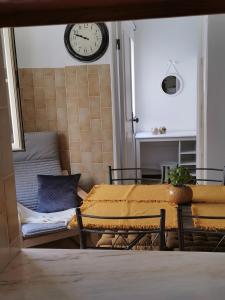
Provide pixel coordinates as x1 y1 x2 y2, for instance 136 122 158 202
1 249 225 300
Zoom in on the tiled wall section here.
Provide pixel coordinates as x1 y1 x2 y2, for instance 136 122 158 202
19 65 113 190
0 46 20 271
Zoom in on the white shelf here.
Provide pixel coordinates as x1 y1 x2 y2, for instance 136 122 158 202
180 162 196 166
135 130 196 140
178 139 196 167
180 151 196 155
135 132 197 174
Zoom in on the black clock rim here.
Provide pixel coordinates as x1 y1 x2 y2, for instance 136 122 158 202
64 22 109 62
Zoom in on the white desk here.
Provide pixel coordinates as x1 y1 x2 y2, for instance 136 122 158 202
135 130 196 141
1 249 225 300
135 130 196 171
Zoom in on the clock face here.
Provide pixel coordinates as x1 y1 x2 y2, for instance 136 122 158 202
64 23 109 62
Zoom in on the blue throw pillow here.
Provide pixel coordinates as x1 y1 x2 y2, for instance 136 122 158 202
37 174 81 213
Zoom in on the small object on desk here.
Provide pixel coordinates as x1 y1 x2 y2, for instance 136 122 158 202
159 126 167 134
151 127 159 135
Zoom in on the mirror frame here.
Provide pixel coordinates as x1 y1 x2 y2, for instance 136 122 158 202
161 73 183 97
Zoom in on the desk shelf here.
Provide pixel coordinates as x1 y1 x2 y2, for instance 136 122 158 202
135 132 197 180
180 150 196 155
179 140 196 169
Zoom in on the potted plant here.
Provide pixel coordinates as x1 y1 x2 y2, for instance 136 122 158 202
167 166 193 204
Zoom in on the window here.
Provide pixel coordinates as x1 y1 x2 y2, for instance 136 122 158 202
2 28 24 151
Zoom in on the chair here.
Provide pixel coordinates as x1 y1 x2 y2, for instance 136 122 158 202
177 206 225 252
13 132 87 248
76 207 166 250
108 166 163 185
161 166 225 185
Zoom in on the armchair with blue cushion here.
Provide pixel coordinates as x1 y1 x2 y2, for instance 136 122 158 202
13 131 87 248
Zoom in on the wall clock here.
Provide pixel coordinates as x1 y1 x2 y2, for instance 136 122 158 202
64 23 109 62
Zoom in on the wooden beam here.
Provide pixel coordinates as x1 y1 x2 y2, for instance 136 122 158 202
0 0 225 27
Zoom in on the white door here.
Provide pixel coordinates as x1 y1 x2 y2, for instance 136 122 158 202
117 21 138 171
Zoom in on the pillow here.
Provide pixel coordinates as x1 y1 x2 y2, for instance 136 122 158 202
37 174 81 213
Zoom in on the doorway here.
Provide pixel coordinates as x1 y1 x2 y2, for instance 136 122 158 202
113 17 206 180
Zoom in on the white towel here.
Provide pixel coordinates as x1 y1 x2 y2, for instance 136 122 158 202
17 202 76 226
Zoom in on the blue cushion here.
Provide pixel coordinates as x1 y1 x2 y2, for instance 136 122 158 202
14 160 62 210
37 174 81 213
22 223 67 238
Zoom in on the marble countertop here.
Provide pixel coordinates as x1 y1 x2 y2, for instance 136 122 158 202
135 130 196 139
1 249 225 300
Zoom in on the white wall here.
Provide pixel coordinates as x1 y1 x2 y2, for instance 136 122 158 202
134 17 202 132
15 23 112 68
206 15 225 170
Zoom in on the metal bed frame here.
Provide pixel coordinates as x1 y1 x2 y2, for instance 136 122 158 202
108 166 163 185
107 166 225 251
109 165 225 185
162 166 225 185
177 205 225 251
76 207 166 250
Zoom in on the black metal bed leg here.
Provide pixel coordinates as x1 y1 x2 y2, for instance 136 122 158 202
177 206 184 251
109 165 113 185
76 207 86 249
223 166 225 186
161 166 166 184
159 209 166 250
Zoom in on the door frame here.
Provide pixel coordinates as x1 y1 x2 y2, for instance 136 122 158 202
196 16 208 173
113 17 208 174
111 22 122 170
111 21 137 170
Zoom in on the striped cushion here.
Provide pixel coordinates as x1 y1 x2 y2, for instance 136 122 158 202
14 160 61 210
21 223 67 238
13 132 62 211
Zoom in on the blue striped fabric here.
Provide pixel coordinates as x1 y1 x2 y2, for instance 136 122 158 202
22 222 67 238
14 160 61 210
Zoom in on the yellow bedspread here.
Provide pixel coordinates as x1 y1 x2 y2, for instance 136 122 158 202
69 184 225 231
192 185 225 203
84 184 172 202
69 185 178 230
192 203 225 230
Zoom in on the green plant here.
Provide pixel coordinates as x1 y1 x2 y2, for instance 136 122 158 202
168 166 192 187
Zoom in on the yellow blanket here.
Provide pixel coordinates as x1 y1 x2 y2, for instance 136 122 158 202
69 184 178 230
84 184 171 202
69 184 225 231
192 185 225 203
192 203 225 230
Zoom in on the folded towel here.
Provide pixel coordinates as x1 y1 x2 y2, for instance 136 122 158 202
17 202 75 225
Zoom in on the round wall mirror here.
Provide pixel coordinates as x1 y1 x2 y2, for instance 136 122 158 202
161 75 182 95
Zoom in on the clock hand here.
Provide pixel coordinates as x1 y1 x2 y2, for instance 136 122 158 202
74 34 89 40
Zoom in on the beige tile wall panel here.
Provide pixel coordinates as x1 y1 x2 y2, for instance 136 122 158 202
19 64 113 191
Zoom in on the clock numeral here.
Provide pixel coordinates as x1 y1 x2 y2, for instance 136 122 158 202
84 24 88 28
